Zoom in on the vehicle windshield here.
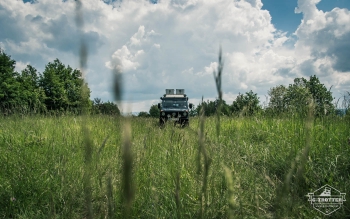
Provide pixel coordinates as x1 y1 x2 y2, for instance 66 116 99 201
162 99 188 109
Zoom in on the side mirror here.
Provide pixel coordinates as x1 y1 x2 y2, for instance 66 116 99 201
157 103 161 109
189 103 193 109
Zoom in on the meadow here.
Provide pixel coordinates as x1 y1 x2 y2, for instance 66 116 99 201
0 114 349 218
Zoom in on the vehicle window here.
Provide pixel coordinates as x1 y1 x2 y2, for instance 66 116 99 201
162 99 187 108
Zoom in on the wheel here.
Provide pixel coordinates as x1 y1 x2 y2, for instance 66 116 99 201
159 118 165 127
180 119 189 127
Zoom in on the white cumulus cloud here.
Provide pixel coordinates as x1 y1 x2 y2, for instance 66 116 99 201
294 0 350 95
0 0 349 112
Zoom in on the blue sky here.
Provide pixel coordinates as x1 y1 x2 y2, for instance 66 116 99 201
262 0 350 33
262 0 302 33
1 0 350 112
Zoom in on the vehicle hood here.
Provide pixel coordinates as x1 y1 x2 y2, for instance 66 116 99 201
161 108 188 112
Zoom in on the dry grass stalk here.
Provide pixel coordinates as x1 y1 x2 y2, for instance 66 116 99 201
75 1 93 218
121 120 134 217
224 166 238 219
174 172 181 218
213 47 224 138
197 102 211 218
274 100 314 217
106 175 115 219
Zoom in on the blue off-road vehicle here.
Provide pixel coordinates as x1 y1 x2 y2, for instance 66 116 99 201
157 89 193 126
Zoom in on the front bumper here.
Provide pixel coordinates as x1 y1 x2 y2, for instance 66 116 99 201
159 111 189 123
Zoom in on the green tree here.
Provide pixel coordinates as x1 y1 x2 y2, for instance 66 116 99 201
91 98 101 114
98 101 120 115
231 90 261 116
220 100 231 116
149 104 160 118
195 99 230 116
284 79 313 116
138 111 150 117
0 49 21 112
267 85 288 114
17 65 46 112
39 59 90 112
92 98 120 115
196 100 215 116
270 75 335 116
306 75 335 116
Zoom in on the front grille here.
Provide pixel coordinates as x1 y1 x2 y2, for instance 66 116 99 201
161 111 187 118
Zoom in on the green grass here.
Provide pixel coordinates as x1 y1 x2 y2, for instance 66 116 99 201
0 114 349 218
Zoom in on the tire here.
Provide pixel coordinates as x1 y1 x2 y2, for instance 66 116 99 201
159 118 165 127
180 119 189 127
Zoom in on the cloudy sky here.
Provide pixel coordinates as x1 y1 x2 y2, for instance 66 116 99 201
1 0 349 112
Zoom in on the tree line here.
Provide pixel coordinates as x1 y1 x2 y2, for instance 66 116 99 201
1 49 348 118
139 76 348 118
0 49 119 115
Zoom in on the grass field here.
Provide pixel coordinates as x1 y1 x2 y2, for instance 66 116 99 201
0 114 349 218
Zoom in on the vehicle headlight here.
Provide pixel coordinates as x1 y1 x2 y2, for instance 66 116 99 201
162 112 165 116
183 112 187 116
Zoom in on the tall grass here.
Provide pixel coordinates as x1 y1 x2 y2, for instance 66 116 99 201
1 1 349 218
0 114 349 218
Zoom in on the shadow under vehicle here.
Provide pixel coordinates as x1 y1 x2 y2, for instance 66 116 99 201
158 89 193 126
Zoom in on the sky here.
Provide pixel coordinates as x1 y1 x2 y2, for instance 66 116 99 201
1 0 349 113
